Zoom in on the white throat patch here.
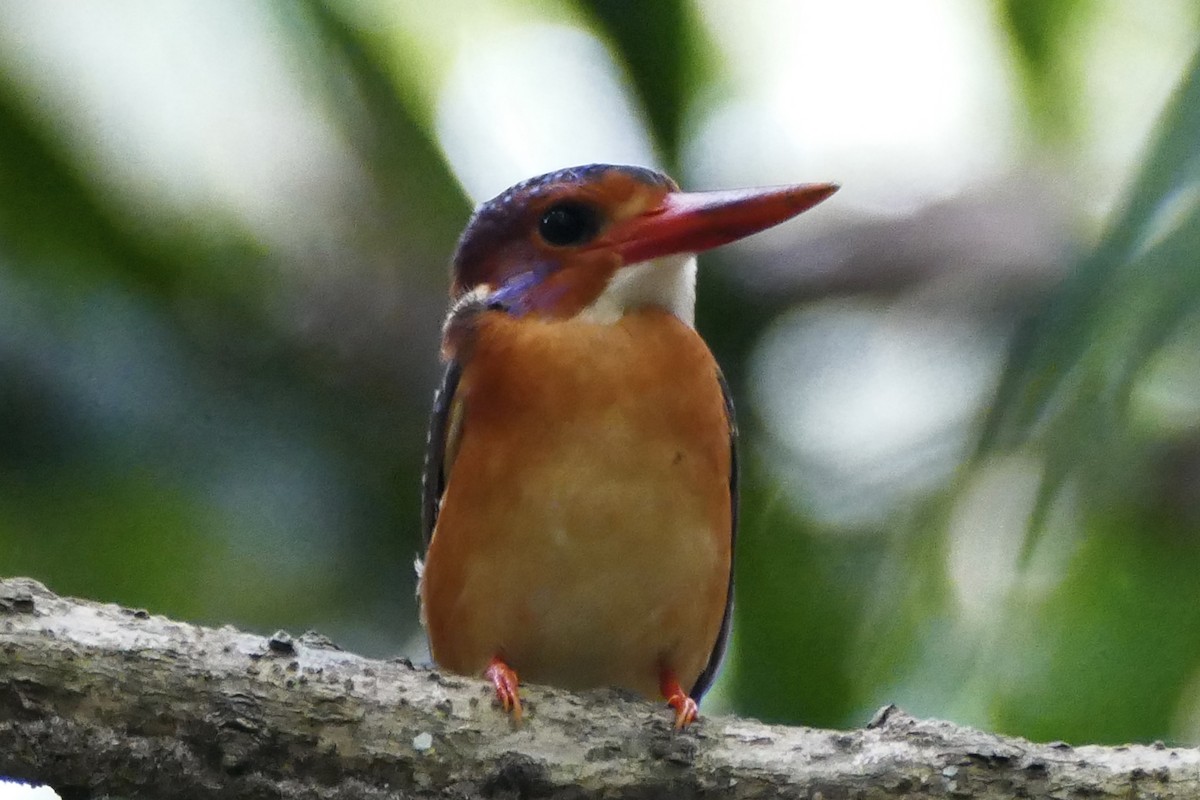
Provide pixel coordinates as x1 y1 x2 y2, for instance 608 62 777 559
577 253 698 327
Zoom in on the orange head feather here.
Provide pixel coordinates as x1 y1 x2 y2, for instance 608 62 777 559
449 163 838 322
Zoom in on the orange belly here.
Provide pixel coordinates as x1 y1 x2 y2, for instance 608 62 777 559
420 308 732 699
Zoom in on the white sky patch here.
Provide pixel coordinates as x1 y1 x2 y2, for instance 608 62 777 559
435 22 659 203
1076 0 1200 221
945 454 1041 626
688 0 1017 216
689 0 1198 224
0 781 60 800
750 301 1004 526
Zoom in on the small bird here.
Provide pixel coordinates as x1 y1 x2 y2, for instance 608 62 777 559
419 164 836 728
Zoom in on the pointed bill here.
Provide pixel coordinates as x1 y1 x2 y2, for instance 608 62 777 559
605 182 839 264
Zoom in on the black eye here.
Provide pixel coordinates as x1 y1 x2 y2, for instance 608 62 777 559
538 202 600 247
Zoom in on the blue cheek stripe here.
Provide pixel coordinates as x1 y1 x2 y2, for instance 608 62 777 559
488 267 564 316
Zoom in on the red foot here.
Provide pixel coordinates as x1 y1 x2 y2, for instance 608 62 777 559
660 670 699 730
485 655 523 724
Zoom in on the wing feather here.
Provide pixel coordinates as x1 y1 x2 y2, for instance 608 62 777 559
689 369 738 700
421 360 463 549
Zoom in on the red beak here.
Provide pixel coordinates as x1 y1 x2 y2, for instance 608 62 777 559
607 182 838 265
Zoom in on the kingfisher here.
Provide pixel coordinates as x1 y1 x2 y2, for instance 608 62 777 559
419 164 836 728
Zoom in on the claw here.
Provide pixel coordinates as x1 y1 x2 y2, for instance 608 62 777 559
485 655 523 724
660 669 699 730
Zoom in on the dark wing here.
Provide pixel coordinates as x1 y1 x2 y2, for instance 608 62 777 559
689 369 739 700
421 359 463 550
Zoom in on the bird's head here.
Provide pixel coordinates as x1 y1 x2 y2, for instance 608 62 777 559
450 164 837 326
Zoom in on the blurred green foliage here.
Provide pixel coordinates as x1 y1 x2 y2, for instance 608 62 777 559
995 0 1095 138
1 1 1198 747
976 48 1200 742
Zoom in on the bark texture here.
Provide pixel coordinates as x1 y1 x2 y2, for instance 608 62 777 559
1 576 1196 799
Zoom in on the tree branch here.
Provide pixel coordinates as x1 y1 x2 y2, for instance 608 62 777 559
0 577 1196 799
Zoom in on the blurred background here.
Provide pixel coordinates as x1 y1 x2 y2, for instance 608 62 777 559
1 0 1199 748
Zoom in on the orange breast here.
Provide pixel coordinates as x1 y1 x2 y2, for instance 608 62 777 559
420 308 732 699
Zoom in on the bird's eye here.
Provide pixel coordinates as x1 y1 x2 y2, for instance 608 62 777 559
538 202 600 247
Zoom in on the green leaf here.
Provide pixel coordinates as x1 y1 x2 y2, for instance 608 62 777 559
982 47 1200 491
994 0 1096 138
